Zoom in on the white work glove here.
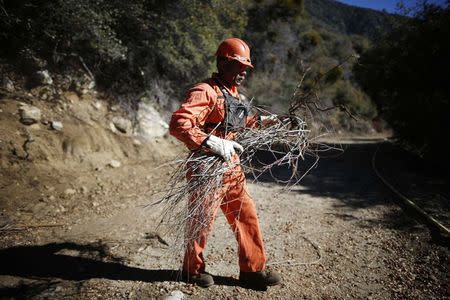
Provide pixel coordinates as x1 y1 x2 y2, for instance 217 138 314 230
205 135 244 161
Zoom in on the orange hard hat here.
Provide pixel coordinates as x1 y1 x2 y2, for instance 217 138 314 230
215 38 253 68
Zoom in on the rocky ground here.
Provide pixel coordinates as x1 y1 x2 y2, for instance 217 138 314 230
0 93 449 299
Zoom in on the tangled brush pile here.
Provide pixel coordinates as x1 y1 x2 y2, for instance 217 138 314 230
150 114 315 262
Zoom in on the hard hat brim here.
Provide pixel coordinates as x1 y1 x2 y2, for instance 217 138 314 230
240 60 254 68
229 55 254 68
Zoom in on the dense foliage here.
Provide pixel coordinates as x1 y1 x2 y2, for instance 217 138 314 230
0 0 247 102
1 0 391 127
354 3 450 163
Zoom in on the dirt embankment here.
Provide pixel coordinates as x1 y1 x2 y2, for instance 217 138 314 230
0 91 181 230
0 91 449 299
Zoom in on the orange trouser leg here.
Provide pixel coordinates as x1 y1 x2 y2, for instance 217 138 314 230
182 186 224 274
183 158 266 274
220 169 266 272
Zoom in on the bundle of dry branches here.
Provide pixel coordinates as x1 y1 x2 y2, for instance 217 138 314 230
152 153 232 254
237 113 312 184
150 115 314 263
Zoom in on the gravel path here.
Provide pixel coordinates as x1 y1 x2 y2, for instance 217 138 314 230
1 138 449 299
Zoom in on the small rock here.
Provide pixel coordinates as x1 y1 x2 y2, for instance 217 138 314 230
36 70 53 85
57 100 69 111
110 104 120 112
161 290 184 300
109 122 117 133
51 121 63 131
160 120 169 129
64 92 79 103
19 105 41 125
81 186 89 194
87 81 96 90
2 77 14 92
64 188 76 195
112 116 132 134
108 160 121 168
48 195 55 201
92 101 102 110
136 102 169 139
29 123 40 130
45 185 55 192
92 201 99 207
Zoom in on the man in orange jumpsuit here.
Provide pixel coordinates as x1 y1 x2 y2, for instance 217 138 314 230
169 38 281 289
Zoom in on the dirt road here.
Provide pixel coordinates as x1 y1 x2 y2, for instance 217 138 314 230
1 138 449 299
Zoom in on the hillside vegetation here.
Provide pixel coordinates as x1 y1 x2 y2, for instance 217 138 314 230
354 3 450 163
0 0 395 131
305 0 398 39
5 0 445 159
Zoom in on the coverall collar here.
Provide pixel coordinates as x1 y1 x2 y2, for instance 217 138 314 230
212 73 239 98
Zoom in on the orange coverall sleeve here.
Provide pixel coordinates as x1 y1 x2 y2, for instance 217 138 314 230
169 84 215 150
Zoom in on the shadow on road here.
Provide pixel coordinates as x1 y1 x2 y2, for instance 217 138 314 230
0 242 175 282
0 241 261 298
248 140 449 233
249 141 393 207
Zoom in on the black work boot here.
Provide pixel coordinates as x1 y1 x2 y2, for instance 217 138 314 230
181 271 214 288
239 270 281 288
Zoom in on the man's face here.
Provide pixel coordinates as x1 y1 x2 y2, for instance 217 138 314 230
220 59 249 87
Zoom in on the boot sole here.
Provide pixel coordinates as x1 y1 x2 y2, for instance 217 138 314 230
181 274 214 288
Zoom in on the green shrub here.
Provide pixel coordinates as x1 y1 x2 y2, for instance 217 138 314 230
302 31 322 47
333 81 377 119
0 0 391 133
350 35 371 54
324 66 343 84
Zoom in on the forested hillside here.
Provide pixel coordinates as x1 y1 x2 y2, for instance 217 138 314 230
304 0 397 39
0 0 396 131
354 2 450 163
7 0 445 158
